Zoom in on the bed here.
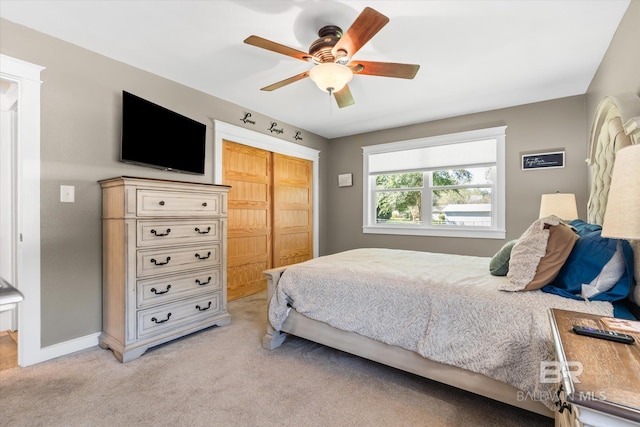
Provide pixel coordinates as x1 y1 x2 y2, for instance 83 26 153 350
262 95 640 418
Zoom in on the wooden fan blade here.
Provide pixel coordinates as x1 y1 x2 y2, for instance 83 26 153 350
331 7 389 60
334 85 355 108
244 35 312 62
260 71 310 91
349 61 420 79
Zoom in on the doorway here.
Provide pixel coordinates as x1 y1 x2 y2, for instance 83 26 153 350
223 141 314 300
213 121 320 301
223 141 273 300
0 54 44 367
0 77 18 370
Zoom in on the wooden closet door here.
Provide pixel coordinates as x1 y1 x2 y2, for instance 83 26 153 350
272 153 313 268
223 141 272 300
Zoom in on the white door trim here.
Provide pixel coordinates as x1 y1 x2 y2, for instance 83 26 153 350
0 78 18 332
0 54 44 366
213 120 320 258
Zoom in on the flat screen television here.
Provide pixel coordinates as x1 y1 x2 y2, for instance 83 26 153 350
120 91 206 175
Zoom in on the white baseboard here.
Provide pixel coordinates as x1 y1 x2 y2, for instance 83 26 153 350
22 332 100 366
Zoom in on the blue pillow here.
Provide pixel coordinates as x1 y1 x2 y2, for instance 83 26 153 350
541 229 634 302
613 301 637 320
568 219 602 236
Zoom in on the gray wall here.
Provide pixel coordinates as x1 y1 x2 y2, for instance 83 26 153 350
326 96 588 257
586 1 640 132
0 18 330 346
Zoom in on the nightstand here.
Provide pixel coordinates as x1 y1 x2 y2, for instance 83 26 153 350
549 308 640 427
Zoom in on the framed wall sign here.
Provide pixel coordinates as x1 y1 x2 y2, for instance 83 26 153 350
522 151 565 170
338 173 353 187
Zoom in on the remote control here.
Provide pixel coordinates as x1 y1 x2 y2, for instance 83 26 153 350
572 325 635 344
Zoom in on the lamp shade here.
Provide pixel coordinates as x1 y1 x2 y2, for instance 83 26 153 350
308 63 353 93
539 193 578 220
601 144 640 239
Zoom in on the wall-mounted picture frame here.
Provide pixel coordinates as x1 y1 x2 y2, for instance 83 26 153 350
521 151 565 170
338 173 353 187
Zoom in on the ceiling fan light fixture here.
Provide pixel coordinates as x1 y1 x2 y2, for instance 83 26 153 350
309 63 353 93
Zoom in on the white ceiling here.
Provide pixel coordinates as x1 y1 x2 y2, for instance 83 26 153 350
0 0 630 139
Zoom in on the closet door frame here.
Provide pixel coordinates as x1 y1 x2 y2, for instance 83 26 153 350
213 120 319 258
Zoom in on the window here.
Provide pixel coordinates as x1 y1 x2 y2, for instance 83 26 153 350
363 126 506 239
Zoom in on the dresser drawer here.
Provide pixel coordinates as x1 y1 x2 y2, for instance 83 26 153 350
137 243 221 278
137 293 221 338
137 219 221 247
137 269 221 308
137 189 223 217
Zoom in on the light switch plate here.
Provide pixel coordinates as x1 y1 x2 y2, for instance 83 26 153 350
60 185 75 203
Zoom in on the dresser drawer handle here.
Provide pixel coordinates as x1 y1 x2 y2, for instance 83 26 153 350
194 227 211 235
195 277 212 286
151 313 172 324
151 228 171 237
195 252 211 260
195 302 212 312
159 201 165 206
150 284 171 295
150 256 171 266
202 202 207 207
554 386 573 414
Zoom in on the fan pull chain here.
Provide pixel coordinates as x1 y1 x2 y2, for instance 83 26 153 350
328 89 334 115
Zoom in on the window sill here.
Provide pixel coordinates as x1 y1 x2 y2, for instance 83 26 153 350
362 225 506 239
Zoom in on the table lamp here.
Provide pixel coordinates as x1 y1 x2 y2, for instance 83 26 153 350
601 144 640 240
539 192 578 220
601 144 640 302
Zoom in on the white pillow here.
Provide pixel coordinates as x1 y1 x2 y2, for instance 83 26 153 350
582 240 626 299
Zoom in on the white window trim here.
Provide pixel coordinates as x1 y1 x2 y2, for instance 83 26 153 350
362 126 506 239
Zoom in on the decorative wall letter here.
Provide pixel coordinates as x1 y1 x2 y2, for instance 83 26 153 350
240 112 256 125
268 122 284 134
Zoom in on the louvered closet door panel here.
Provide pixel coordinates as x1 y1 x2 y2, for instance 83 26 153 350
223 140 272 300
273 153 313 268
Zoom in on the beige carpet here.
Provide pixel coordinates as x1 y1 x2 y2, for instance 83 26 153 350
0 292 552 426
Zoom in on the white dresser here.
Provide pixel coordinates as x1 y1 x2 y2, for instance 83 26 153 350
99 176 231 362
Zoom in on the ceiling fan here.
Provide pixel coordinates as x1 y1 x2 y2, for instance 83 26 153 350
244 7 420 108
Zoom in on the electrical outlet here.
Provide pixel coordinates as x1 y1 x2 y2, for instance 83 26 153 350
60 185 75 203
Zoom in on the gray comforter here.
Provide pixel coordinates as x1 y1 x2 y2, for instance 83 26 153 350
269 248 614 409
